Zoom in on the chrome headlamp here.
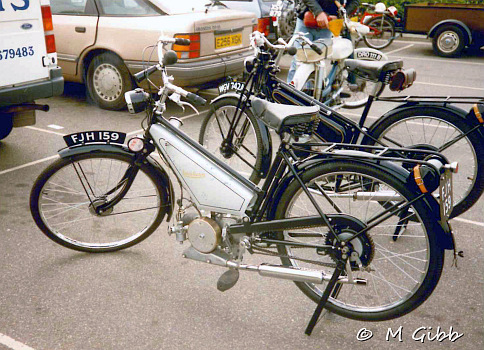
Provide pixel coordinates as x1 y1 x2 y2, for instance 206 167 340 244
125 88 149 114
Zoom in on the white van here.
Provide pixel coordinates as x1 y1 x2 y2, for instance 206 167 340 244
0 0 63 140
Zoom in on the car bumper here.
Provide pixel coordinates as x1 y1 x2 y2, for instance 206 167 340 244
0 67 64 107
126 48 253 87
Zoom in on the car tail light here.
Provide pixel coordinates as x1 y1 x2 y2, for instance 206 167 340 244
253 24 258 33
257 18 271 37
41 5 56 53
173 34 200 59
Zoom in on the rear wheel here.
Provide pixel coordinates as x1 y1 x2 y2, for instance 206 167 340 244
30 152 169 252
274 161 444 321
363 16 395 50
366 107 484 218
86 52 134 110
432 24 466 58
199 97 264 184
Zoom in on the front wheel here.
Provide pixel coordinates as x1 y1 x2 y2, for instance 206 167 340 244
199 97 264 184
30 152 169 252
363 16 396 50
366 107 484 218
274 161 444 321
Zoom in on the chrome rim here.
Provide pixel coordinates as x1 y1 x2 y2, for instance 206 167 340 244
93 63 123 102
437 31 459 53
282 170 431 313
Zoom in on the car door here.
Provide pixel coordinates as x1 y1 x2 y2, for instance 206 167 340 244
51 0 98 79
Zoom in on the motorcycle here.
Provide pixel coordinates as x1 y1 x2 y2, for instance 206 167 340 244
30 35 458 335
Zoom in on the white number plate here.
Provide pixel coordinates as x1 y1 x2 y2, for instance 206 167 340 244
439 170 453 219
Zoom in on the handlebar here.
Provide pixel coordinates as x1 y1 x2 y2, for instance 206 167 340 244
134 64 159 83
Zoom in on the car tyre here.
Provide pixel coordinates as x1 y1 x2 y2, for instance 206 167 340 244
86 52 134 110
432 24 466 58
0 113 13 140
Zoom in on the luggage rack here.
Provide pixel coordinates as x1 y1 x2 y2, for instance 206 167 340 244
375 96 484 105
291 142 452 170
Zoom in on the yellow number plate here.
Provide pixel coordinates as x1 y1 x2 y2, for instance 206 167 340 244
215 33 242 49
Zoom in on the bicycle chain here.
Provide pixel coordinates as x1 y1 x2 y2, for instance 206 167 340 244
251 244 338 268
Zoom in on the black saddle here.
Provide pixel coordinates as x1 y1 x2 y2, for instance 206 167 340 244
344 59 404 82
250 98 319 134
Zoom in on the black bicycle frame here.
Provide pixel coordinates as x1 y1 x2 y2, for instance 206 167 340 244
222 48 484 179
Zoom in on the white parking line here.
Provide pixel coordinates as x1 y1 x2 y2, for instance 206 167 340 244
0 155 58 176
25 126 66 136
127 110 204 136
385 44 414 56
0 332 35 350
453 217 484 227
414 81 484 91
389 54 484 66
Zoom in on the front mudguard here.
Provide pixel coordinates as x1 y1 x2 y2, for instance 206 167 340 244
58 143 174 221
209 93 273 179
268 154 455 250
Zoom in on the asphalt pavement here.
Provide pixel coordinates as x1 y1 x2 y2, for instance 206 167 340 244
0 39 483 350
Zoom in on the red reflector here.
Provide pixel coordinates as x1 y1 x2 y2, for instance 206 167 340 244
45 34 56 54
41 5 54 31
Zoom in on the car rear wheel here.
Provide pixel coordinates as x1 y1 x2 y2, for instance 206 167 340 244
87 52 133 110
0 113 13 140
432 24 466 58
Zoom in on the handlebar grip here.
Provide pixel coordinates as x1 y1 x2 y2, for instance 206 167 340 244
186 92 207 106
134 65 158 83
174 38 191 46
310 44 323 55
286 46 297 56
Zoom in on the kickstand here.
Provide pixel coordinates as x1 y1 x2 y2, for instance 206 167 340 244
305 262 345 336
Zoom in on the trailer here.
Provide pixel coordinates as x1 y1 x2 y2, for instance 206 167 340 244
404 2 484 57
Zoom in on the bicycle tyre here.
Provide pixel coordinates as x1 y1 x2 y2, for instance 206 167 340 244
30 152 169 252
199 96 264 184
366 107 484 218
273 160 444 321
363 16 395 50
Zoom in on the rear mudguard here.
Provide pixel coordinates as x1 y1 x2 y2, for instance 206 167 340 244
210 93 273 179
267 154 454 250
58 143 174 221
364 103 484 143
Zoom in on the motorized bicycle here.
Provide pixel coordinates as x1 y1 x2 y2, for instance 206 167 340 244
289 9 388 109
30 36 458 335
199 30 484 218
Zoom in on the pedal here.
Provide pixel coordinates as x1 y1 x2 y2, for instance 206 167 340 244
217 269 240 292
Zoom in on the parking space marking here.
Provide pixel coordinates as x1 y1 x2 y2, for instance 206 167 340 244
385 44 414 56
47 124 64 130
25 126 65 137
389 54 484 66
0 332 35 350
127 110 205 136
453 217 484 227
414 81 484 91
0 155 58 176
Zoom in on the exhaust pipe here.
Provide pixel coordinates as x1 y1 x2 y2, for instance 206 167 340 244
183 246 367 286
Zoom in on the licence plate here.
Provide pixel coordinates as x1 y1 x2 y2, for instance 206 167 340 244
215 33 242 49
63 131 126 147
218 80 245 95
439 169 453 219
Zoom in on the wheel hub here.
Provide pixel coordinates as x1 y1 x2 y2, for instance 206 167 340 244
438 32 459 53
93 63 123 101
220 141 235 158
321 216 374 269
89 198 113 216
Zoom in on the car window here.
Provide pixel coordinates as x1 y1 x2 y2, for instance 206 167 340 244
51 0 92 15
98 0 161 16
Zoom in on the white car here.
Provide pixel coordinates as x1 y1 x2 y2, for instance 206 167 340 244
51 0 257 110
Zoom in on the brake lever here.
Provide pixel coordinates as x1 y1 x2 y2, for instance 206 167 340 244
168 93 199 114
